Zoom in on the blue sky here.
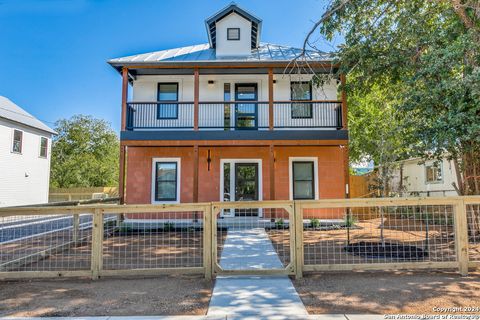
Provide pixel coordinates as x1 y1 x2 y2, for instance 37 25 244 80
0 0 336 132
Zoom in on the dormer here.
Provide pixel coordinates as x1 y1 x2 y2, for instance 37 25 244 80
205 3 262 58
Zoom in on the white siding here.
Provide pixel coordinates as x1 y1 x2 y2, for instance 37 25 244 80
0 118 53 207
131 74 339 129
215 12 252 57
390 158 458 197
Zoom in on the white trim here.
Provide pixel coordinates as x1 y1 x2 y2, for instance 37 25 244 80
289 157 319 200
219 158 263 217
424 161 444 185
151 157 181 204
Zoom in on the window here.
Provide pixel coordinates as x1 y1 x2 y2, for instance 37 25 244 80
292 161 315 199
152 159 180 202
425 163 443 183
157 83 178 119
39 137 48 158
227 28 240 40
291 81 313 118
12 130 22 153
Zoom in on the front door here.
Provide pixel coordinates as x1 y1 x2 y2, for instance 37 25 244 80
235 83 258 130
234 163 259 216
222 161 260 217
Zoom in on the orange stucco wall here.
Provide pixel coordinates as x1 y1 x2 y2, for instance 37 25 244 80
124 145 347 205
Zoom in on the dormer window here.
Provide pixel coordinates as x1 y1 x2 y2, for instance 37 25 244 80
227 28 240 40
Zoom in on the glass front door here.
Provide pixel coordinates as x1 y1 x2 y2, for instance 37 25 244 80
222 161 260 217
235 83 258 130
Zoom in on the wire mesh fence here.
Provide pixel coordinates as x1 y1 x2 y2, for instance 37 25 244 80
102 210 204 270
466 203 480 262
0 211 94 272
301 203 457 266
213 203 293 273
0 197 478 280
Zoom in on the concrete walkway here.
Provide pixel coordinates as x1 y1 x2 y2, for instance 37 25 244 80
207 228 308 319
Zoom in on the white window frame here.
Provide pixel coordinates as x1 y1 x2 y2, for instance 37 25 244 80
151 157 181 204
39 137 48 158
289 157 319 200
425 161 443 184
11 128 23 154
219 159 263 217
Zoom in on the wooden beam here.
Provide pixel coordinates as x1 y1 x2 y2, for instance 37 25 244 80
194 68 199 130
340 74 348 129
269 145 275 200
119 145 126 204
121 67 129 131
268 68 274 130
121 139 349 147
117 62 340 70
193 145 199 203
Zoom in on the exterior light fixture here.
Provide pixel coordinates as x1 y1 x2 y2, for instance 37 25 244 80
208 80 215 87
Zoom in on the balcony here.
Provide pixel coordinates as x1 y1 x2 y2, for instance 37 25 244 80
125 101 343 131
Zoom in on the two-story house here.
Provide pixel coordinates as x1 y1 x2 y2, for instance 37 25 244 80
0 96 55 207
108 3 349 217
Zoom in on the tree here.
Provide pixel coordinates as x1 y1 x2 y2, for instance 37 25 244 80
306 0 480 197
50 115 119 188
299 0 480 235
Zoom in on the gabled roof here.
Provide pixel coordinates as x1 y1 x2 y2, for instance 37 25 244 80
204 2 262 49
0 96 56 134
108 42 333 67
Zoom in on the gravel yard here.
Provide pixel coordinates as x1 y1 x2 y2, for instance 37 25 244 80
0 275 212 317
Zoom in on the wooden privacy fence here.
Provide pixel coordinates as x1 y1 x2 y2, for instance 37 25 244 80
0 196 479 280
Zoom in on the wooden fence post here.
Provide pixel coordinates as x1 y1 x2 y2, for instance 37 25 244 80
91 208 104 280
294 202 304 279
203 205 213 280
72 213 80 244
454 199 469 276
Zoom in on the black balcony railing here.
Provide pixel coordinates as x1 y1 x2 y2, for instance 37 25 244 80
126 101 343 130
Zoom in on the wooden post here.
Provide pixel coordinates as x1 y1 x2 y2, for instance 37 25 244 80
269 145 275 200
193 145 199 202
194 68 199 131
294 202 304 279
203 205 213 280
119 145 126 204
91 209 104 280
121 67 129 131
72 213 80 244
268 68 274 130
340 74 348 129
454 199 469 276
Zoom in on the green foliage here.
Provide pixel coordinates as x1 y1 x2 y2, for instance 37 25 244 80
344 214 358 228
275 218 285 229
310 218 321 228
317 0 480 195
50 115 119 188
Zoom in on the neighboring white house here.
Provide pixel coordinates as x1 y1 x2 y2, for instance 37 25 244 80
390 157 458 197
0 96 56 207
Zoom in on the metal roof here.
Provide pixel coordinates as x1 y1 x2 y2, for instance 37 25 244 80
0 96 56 134
108 42 333 67
204 2 262 49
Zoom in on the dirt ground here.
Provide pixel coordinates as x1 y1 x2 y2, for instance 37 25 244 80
0 275 212 317
294 270 480 314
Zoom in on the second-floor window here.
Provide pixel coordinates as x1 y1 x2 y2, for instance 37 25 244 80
425 163 443 184
291 81 313 119
40 137 48 158
12 129 23 153
157 83 178 119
